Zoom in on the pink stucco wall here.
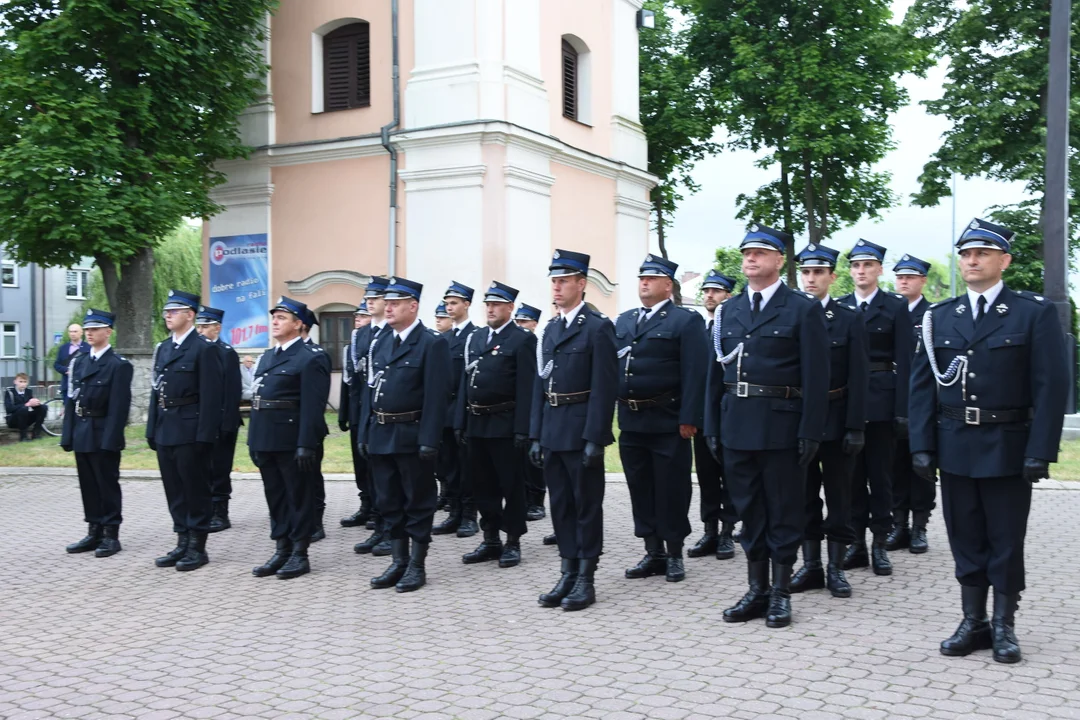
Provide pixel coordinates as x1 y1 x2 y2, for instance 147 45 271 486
549 160 617 317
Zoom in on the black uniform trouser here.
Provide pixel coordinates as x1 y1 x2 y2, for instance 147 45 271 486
544 449 605 559
804 439 856 544
620 431 692 544
349 426 371 498
851 421 896 538
438 428 471 510
892 438 937 521
312 441 326 515
75 450 122 527
370 452 437 544
469 437 527 537
157 442 213 533
521 449 546 507
210 430 238 502
723 446 803 564
940 473 1030 595
7 406 46 433
692 434 737 525
258 450 317 543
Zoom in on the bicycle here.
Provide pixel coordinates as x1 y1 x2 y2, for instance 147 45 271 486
41 397 65 437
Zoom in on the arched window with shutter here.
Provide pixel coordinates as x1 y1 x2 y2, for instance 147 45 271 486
561 35 591 125
562 39 578 121
323 21 371 112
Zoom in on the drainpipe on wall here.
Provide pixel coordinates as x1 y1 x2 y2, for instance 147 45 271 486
380 0 401 276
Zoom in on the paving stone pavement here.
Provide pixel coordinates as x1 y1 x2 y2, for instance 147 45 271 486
2 473 1080 720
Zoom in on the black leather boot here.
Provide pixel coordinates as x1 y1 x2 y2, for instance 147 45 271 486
666 541 686 582
463 529 503 564
625 536 666 579
432 503 461 535
354 525 385 554
826 541 852 598
542 533 557 546
340 500 371 528
526 505 546 521
910 511 930 554
561 558 598 611
723 560 771 622
155 532 189 567
276 539 311 579
716 522 736 560
687 520 718 558
396 541 429 593
499 536 522 568
991 591 1022 664
539 558 578 608
176 532 209 571
457 504 479 538
843 535 869 570
208 500 231 533
371 536 392 556
886 512 910 551
767 561 793 628
66 523 103 554
310 507 326 542
941 585 992 656
436 481 448 511
871 535 892 576
253 538 292 577
790 540 824 593
371 538 410 589
94 526 122 558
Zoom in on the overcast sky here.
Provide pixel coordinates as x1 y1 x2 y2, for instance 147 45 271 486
652 0 1053 290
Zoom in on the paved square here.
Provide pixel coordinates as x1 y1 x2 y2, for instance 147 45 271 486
2 472 1079 720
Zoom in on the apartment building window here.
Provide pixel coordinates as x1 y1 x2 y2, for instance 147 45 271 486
1 323 18 358
1 257 17 287
323 22 371 112
66 268 90 299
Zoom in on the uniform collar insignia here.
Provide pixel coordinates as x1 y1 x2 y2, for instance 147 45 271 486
1035 295 1045 301
825 309 834 319
956 304 967 314
996 303 1008 314
659 310 667 317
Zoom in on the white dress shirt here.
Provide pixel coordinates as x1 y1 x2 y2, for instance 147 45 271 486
747 278 783 311
968 280 1004 320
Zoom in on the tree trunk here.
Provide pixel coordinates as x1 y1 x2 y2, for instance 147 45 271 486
819 161 830 238
95 247 156 420
655 196 683 305
779 147 796 285
802 151 819 245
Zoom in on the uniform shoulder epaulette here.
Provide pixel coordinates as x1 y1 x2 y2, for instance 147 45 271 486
586 307 608 321
116 354 130 363
833 302 857 313
307 344 324 353
427 327 440 336
894 293 905 300
221 342 233 350
791 290 816 303
930 296 961 310
1012 290 1047 304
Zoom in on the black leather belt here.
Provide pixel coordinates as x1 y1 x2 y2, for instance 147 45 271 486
618 391 678 411
375 409 422 424
868 361 895 373
251 397 298 411
546 391 590 407
938 404 1032 426
159 395 198 409
725 383 802 399
468 401 516 416
828 387 847 401
75 405 106 418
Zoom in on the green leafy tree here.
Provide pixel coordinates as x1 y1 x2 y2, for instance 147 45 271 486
712 246 745 288
904 0 1080 276
683 0 931 282
925 256 965 302
0 0 275 357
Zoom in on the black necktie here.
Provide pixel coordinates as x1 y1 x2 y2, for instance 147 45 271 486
751 292 763 318
975 295 987 325
637 307 649 326
860 301 869 313
706 320 714 333
486 331 495 348
393 335 402 350
274 347 282 356
91 355 98 363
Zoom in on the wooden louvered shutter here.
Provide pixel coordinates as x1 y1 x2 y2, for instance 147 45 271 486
324 22 371 112
562 40 577 120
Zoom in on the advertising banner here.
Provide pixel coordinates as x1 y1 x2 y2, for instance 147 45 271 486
208 234 269 348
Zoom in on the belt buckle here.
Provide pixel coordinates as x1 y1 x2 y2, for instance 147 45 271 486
736 382 749 398
470 405 481 416
377 413 386 425
549 394 559 408
964 407 980 425
628 399 639 411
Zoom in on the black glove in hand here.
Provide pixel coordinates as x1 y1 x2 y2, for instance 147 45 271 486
514 433 529 450
295 446 317 473
147 438 157 451
893 416 909 439
528 441 544 468
842 430 865 456
418 445 438 462
706 436 721 463
1023 457 1049 483
797 439 820 468
338 419 349 433
582 441 604 469
454 429 467 446
912 452 936 481
61 444 72 453
358 443 368 460
249 449 262 468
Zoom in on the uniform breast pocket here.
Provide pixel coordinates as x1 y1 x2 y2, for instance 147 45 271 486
758 325 796 358
987 333 1027 352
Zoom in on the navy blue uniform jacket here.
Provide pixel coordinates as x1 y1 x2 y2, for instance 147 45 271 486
614 302 707 434
454 323 537 439
211 339 244 433
442 322 475 429
703 284 830 451
909 287 1067 478
359 323 451 455
146 331 224 447
821 298 869 442
529 307 618 452
55 340 90 398
60 348 133 453
837 290 913 422
247 339 331 453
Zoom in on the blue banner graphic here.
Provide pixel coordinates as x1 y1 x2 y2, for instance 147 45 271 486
208 234 269 348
